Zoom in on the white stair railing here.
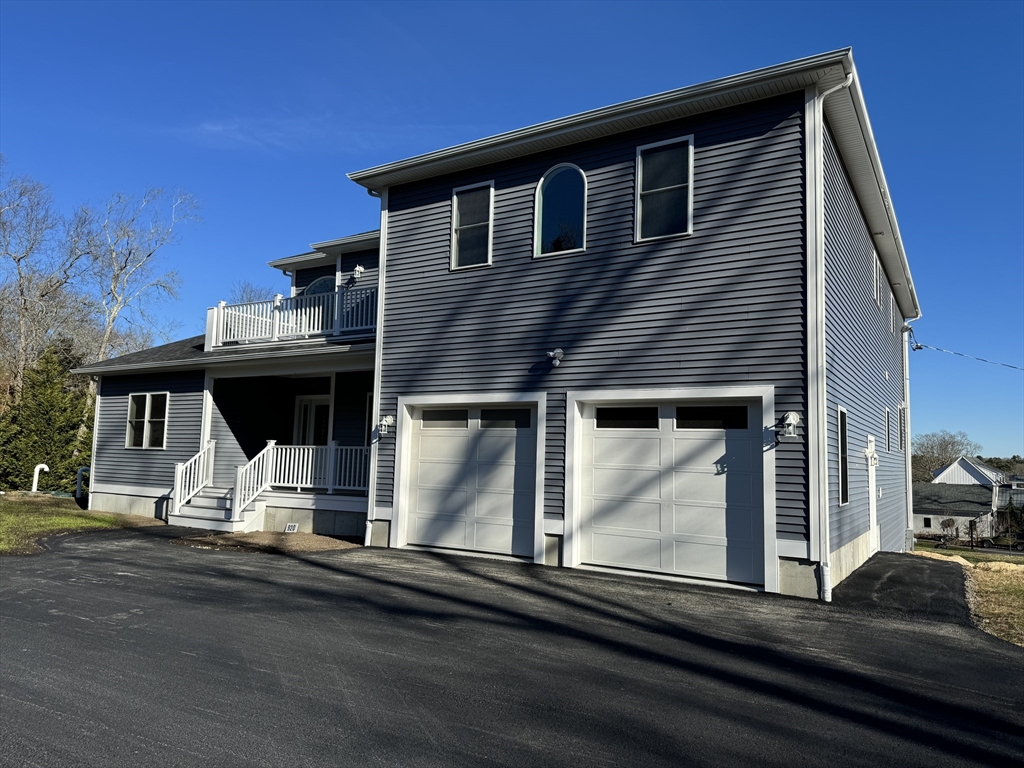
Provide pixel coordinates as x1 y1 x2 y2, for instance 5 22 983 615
172 441 216 516
232 440 276 520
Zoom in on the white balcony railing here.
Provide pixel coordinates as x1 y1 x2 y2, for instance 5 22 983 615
205 286 377 348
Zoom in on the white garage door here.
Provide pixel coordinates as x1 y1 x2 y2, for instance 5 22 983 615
408 406 536 556
580 401 764 584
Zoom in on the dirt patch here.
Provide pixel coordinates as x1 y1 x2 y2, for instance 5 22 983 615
909 550 973 568
172 530 361 554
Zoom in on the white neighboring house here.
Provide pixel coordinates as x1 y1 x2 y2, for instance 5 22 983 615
931 456 1004 486
912 482 994 539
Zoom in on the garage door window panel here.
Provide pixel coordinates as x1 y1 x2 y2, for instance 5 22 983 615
480 408 531 429
675 406 748 430
421 409 469 428
596 407 659 429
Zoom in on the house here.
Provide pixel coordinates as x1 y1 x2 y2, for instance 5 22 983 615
931 456 1005 486
912 482 994 539
74 48 919 601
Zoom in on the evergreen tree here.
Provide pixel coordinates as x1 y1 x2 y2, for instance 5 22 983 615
0 339 91 492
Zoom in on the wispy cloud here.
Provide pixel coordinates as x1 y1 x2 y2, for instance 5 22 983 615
159 114 498 157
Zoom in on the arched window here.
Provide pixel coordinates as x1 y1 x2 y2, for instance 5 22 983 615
302 276 336 295
535 164 586 257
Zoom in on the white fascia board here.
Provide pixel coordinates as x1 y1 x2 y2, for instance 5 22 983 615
823 60 920 320
348 49 853 190
72 343 376 376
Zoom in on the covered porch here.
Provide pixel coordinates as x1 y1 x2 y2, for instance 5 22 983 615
171 369 374 534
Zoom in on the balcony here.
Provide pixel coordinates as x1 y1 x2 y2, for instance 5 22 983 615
205 286 377 349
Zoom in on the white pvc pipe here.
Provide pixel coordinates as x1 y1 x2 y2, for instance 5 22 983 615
32 464 49 492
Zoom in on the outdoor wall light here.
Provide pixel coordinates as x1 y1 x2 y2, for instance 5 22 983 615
547 348 564 367
772 411 801 444
378 414 395 435
353 265 365 279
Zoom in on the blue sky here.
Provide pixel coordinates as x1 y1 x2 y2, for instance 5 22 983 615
1 0 1022 455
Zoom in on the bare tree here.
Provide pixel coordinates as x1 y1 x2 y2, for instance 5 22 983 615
0 159 94 405
88 188 198 362
228 279 280 305
912 430 983 483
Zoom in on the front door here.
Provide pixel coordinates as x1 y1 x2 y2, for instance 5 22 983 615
295 396 331 446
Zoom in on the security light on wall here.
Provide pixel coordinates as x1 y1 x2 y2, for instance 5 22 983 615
773 411 801 442
353 265 365 279
547 348 564 367
378 414 395 435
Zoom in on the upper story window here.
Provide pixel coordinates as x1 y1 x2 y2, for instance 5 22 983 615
451 182 493 269
126 392 168 449
635 136 693 242
535 164 586 257
838 406 850 506
303 276 336 295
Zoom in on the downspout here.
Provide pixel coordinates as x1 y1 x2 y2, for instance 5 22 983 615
815 72 853 602
902 317 919 550
364 187 386 548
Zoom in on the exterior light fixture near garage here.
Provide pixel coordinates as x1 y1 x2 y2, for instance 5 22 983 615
547 348 564 367
378 415 395 435
773 411 801 443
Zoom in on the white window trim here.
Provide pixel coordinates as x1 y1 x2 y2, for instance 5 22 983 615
838 406 849 507
533 163 587 259
872 250 879 306
634 135 694 244
450 180 494 271
885 408 891 453
124 392 170 450
899 405 907 452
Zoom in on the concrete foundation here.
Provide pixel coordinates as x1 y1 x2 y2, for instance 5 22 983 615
778 558 820 599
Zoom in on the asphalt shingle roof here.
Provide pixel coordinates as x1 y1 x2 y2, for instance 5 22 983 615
72 333 373 375
913 482 992 516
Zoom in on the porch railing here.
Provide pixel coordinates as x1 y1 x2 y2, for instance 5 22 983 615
172 440 216 516
207 286 377 348
229 442 371 518
269 444 371 493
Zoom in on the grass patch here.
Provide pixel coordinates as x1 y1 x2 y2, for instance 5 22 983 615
914 538 1022 566
0 493 160 555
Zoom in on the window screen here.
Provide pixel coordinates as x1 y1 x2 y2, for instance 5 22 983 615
596 407 659 429
480 408 531 429
421 409 469 428
675 406 747 430
638 139 691 240
126 393 168 448
453 185 491 268
127 394 147 448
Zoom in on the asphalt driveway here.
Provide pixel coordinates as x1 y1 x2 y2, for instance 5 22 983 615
1 528 1022 768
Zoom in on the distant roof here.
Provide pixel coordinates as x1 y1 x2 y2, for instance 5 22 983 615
913 482 993 516
347 48 919 320
71 334 374 375
932 456 1004 484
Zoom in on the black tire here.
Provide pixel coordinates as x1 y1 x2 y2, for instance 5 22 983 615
1014 542 1024 552
981 540 993 549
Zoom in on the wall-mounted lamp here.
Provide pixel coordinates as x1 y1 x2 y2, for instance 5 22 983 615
353 265 365 279
772 411 801 445
378 414 395 435
547 348 564 367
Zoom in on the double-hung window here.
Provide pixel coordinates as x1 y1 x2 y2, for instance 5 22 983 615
635 136 693 241
451 182 493 269
126 392 168 449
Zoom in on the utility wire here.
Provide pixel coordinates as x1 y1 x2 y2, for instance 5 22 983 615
908 329 1024 372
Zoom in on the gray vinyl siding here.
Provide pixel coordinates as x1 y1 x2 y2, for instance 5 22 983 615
822 122 907 554
376 94 809 540
294 264 335 291
95 371 205 488
294 249 380 293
